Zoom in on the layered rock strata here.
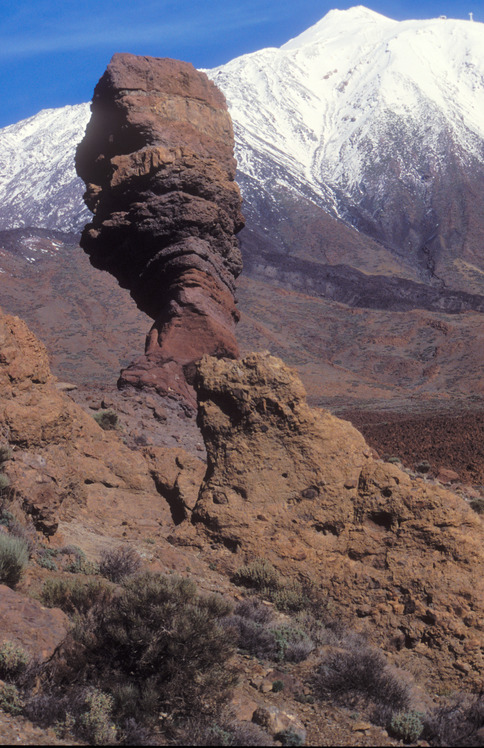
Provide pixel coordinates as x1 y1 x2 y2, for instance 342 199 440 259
76 53 244 405
190 352 484 688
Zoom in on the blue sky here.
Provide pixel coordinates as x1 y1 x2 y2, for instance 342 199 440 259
1 0 482 128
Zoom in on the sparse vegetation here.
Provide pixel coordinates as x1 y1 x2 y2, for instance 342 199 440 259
232 559 309 612
79 689 117 745
313 634 412 723
424 693 484 746
99 545 142 583
38 571 236 740
0 682 23 715
0 533 29 587
93 408 120 431
0 444 12 465
41 577 114 616
0 474 10 492
390 710 424 743
0 640 30 681
224 598 314 663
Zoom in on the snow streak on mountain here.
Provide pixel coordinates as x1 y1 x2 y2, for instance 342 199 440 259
0 103 91 231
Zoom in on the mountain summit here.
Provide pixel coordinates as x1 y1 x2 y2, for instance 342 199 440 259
206 5 484 292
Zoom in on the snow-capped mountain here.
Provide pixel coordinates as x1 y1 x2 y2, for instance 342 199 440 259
1 6 484 292
0 103 91 231
206 6 484 291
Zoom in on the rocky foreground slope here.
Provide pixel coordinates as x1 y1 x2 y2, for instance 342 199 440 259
76 54 244 405
1 304 483 695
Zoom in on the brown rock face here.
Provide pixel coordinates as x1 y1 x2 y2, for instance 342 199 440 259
0 306 193 538
76 54 244 405
0 584 69 662
191 352 484 687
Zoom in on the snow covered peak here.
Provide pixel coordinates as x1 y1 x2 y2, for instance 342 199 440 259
281 6 393 50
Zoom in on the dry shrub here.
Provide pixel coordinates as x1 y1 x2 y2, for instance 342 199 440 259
224 598 314 663
314 635 412 717
424 693 484 746
57 572 236 725
0 533 29 587
41 577 114 616
99 546 142 583
0 640 30 681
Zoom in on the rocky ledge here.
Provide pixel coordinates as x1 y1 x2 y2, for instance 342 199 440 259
76 53 244 406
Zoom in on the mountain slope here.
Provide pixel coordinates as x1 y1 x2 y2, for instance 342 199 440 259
0 103 91 231
206 6 484 293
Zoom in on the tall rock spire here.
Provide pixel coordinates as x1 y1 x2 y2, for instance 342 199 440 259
76 53 244 406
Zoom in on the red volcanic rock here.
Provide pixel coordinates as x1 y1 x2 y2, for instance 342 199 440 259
76 54 244 406
0 584 69 662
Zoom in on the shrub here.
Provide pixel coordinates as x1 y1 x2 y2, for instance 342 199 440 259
9 520 37 557
0 444 12 465
62 572 236 723
41 577 114 616
93 409 120 431
99 546 142 583
272 680 284 692
415 460 431 473
232 559 282 591
469 497 484 515
79 689 117 745
0 640 30 680
424 693 484 746
225 600 314 663
390 710 424 743
0 533 29 587
0 682 23 715
0 474 10 492
57 545 99 574
232 560 308 612
275 729 304 746
314 638 411 714
177 714 275 746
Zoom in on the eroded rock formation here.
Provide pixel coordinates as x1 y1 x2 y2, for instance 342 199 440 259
76 54 244 405
0 306 201 539
190 352 484 687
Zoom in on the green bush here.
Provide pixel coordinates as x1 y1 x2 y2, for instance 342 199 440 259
390 710 424 743
232 560 308 612
79 689 117 745
93 409 120 431
0 474 10 492
0 640 30 681
0 682 23 715
232 559 282 591
0 534 29 587
41 577 114 616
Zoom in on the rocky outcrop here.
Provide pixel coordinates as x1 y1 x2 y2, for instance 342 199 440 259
76 54 244 406
190 352 484 688
0 584 69 662
0 306 193 538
